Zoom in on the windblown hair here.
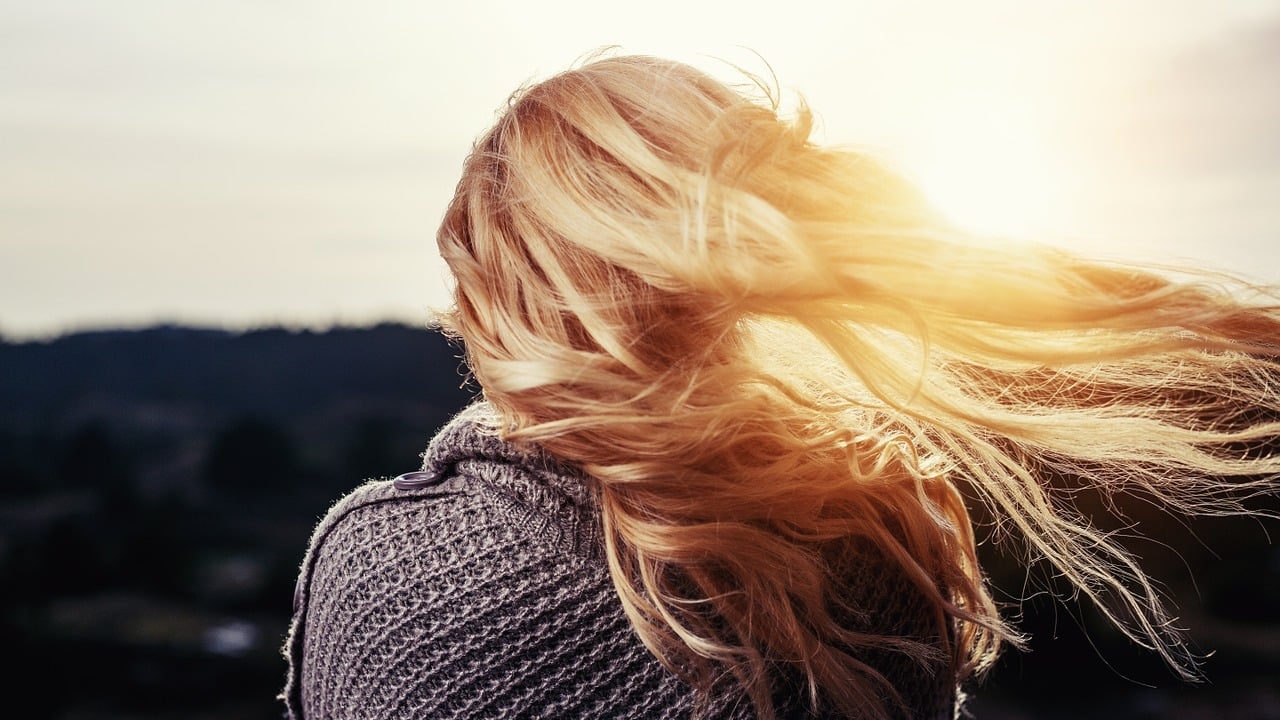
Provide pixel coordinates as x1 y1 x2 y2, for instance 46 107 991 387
436 54 1280 718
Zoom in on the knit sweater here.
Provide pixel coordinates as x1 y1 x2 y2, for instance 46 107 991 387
282 403 958 719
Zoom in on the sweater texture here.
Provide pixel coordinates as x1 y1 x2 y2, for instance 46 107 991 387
282 403 958 719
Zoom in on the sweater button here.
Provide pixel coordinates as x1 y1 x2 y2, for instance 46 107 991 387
393 471 439 490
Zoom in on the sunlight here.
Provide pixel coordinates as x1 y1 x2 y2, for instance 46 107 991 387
903 94 1068 242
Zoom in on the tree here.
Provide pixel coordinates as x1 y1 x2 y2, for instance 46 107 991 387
202 417 302 493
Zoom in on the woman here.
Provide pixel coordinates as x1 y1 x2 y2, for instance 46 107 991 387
282 54 1280 719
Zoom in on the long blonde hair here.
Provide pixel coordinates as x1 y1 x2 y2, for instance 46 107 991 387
435 54 1280 718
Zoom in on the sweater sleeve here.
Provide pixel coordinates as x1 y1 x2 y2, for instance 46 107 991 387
282 476 716 720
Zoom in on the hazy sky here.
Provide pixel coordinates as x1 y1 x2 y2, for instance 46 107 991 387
3 0 1279 339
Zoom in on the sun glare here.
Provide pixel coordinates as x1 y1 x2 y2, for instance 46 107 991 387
904 96 1068 242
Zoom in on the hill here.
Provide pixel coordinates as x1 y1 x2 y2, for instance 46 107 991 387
0 323 475 718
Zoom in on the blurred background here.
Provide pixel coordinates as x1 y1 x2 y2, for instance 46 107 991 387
1 1 1278 717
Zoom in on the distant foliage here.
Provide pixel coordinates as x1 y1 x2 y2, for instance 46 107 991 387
0 324 476 718
0 323 475 430
203 417 303 493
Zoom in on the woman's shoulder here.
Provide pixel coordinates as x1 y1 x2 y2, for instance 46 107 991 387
281 406 720 719
294 401 604 579
291 454 601 630
282 476 588 718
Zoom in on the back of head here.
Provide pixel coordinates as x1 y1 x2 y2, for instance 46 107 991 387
436 53 1280 719
435 54 994 717
437 53 947 434
437 55 750 408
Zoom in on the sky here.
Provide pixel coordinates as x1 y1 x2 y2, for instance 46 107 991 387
2 0 1279 339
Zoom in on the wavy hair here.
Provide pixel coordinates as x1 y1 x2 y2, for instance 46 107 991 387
435 54 1280 718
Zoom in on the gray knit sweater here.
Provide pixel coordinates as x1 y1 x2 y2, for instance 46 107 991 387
282 403 957 719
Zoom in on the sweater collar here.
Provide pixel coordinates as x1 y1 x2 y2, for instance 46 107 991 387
420 401 599 509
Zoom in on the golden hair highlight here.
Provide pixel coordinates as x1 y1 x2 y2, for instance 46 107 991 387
436 53 1280 718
